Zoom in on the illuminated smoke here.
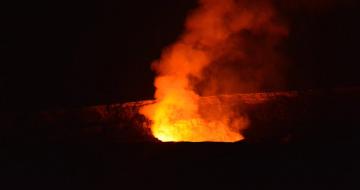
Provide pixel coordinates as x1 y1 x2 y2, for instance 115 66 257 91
140 0 288 142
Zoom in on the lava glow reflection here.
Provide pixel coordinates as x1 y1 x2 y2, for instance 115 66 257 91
152 118 244 142
140 90 247 142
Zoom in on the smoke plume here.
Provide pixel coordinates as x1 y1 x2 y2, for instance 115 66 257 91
140 0 288 142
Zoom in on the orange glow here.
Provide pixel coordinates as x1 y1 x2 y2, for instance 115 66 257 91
140 0 287 142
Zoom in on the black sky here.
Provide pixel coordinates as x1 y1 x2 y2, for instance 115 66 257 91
1 0 359 111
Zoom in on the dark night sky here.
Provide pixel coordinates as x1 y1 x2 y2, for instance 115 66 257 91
1 0 360 111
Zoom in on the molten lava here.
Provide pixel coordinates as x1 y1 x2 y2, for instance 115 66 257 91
140 0 287 142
